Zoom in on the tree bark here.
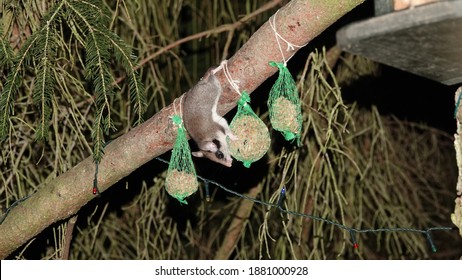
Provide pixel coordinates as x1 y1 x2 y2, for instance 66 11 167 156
453 86 462 239
0 0 365 259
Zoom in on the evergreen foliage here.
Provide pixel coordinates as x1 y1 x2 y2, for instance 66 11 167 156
0 0 145 162
0 24 14 69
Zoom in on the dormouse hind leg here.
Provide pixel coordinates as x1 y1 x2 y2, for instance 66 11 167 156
215 118 238 141
223 124 238 141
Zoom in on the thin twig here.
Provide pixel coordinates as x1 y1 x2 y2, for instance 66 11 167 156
113 0 283 85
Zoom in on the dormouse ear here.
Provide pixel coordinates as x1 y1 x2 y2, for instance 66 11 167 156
200 141 218 153
192 151 204 158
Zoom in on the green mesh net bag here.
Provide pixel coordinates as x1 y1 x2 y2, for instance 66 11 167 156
165 115 198 204
227 91 271 168
268 61 302 145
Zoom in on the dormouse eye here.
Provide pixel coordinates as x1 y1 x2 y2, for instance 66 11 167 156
215 151 224 159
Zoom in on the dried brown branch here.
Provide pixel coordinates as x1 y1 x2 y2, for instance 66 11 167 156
61 215 78 260
214 184 262 260
0 0 365 259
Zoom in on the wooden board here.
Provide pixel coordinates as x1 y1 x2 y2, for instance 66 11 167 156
337 1 462 85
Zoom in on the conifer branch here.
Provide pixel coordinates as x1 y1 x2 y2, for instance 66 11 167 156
96 29 145 124
33 26 57 140
67 0 114 162
1 1 65 140
72 0 111 26
0 25 14 69
0 34 38 140
32 2 66 139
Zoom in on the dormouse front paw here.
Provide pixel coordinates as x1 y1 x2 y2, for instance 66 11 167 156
227 133 238 141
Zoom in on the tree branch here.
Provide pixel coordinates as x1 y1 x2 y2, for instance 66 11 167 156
0 0 365 259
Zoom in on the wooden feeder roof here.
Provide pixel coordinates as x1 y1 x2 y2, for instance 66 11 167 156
337 1 462 85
